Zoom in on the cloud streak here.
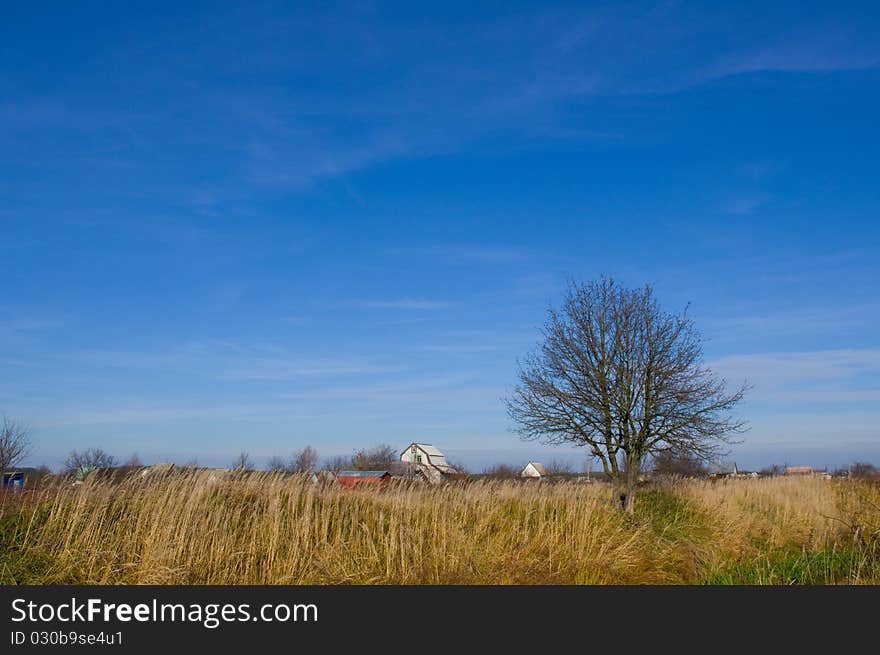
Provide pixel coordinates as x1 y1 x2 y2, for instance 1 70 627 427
71 340 408 381
5 5 878 192
710 349 880 401
346 299 453 311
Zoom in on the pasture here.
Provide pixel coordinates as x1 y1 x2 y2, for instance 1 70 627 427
1 472 878 585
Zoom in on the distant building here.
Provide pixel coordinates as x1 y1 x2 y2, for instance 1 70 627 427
336 470 391 489
785 466 814 476
399 443 463 483
521 462 548 479
708 462 739 479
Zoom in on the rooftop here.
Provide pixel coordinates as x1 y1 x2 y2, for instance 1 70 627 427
406 443 445 458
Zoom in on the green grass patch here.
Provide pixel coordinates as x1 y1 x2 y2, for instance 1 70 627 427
703 545 877 585
634 488 705 542
0 503 75 584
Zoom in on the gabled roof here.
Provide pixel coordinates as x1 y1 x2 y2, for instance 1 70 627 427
407 443 445 458
524 462 548 476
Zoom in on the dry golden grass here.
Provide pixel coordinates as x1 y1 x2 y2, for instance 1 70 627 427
2 471 878 585
675 476 880 583
679 476 843 552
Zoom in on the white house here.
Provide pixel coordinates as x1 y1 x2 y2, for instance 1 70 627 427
400 443 462 483
521 462 548 479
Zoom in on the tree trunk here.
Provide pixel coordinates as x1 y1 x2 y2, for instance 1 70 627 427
616 462 637 515
623 475 636 515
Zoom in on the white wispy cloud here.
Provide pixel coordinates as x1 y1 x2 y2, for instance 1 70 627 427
278 375 500 403
739 160 785 181
700 31 880 79
706 349 880 459
386 245 537 263
71 340 407 381
6 6 877 191
346 299 453 311
770 390 880 403
38 402 329 428
719 191 772 216
218 359 406 381
707 314 867 340
0 317 65 332
709 349 880 400
415 344 505 355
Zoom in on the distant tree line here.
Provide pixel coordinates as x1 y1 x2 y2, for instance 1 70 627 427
237 443 402 474
3 404 877 487
836 462 879 479
323 443 399 472
266 446 319 474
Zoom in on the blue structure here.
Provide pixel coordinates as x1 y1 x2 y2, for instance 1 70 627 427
2 472 24 492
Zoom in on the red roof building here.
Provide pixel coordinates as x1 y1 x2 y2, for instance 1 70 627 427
336 470 392 489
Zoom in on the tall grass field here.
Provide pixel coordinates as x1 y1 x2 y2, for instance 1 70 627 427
2 472 878 584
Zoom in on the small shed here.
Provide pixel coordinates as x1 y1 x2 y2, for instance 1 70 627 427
521 462 548 479
336 470 391 489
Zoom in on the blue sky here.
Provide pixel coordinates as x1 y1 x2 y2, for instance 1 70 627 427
2 1 879 471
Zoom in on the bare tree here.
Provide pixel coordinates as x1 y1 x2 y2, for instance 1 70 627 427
266 455 287 472
445 459 469 476
114 453 144 478
651 448 708 478
505 277 748 514
0 415 32 472
481 463 519 479
290 446 318 474
63 448 118 477
351 443 397 471
758 463 784 477
28 464 52 487
231 451 253 471
266 447 319 474
544 459 574 476
849 461 878 479
322 455 352 473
